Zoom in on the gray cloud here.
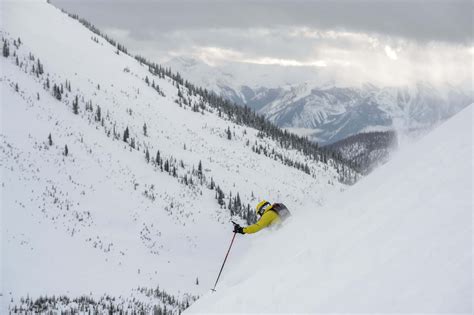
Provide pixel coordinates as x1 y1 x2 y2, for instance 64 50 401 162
52 0 472 44
50 0 473 88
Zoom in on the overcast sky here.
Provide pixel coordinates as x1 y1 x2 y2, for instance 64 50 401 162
52 0 473 87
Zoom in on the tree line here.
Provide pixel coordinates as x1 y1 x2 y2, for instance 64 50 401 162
55 5 359 184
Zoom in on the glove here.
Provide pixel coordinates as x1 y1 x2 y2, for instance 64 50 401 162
232 222 245 234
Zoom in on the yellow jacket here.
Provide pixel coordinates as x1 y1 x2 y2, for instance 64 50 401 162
243 209 281 234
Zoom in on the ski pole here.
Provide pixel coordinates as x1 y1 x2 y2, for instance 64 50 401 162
211 231 237 292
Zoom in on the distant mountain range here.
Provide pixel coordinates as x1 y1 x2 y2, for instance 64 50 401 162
167 57 473 144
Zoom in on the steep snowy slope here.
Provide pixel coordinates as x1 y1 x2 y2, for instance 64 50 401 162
187 106 472 313
1 1 353 313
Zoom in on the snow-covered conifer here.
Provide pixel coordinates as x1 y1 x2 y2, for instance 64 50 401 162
123 127 129 142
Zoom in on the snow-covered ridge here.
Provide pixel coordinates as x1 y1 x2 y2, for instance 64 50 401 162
187 105 472 313
233 82 472 144
1 1 354 313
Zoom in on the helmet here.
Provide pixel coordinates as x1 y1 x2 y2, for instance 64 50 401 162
256 200 271 216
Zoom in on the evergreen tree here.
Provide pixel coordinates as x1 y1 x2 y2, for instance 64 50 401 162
72 95 79 114
226 127 232 140
48 133 53 146
155 150 161 165
53 84 62 100
2 40 9 58
95 105 101 121
143 123 147 136
145 148 150 163
304 164 310 174
235 193 241 211
64 145 69 156
228 195 232 213
123 127 129 142
65 80 71 92
36 58 44 75
216 186 224 206
155 149 161 165
197 160 202 178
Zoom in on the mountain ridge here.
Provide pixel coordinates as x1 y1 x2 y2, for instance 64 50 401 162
166 56 473 144
1 1 356 313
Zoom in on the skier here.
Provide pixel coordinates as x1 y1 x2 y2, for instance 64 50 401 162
232 200 291 234
211 200 291 291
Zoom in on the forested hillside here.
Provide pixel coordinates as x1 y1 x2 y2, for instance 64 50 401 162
1 1 357 313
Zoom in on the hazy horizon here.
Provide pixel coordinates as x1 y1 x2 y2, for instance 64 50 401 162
51 0 473 88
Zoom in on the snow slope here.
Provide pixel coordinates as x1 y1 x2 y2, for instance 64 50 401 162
1 1 350 312
187 106 473 313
